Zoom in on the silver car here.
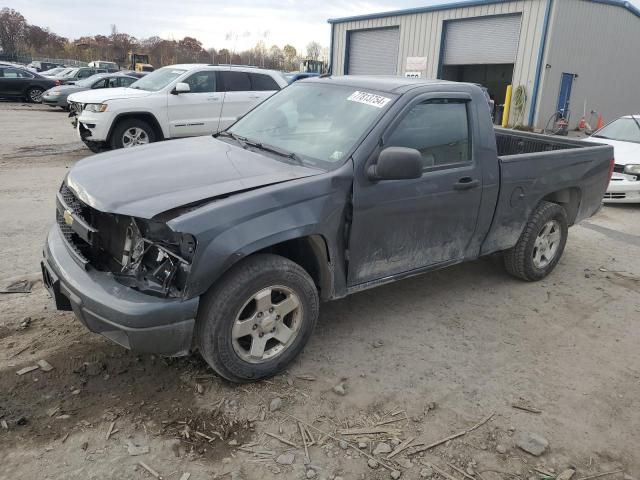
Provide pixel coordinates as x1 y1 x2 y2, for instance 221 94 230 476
41 73 138 109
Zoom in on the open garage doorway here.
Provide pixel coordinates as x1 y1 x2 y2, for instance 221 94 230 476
441 64 514 119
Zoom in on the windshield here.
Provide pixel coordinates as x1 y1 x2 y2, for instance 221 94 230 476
129 67 186 91
61 68 78 77
593 117 640 143
75 74 104 87
228 83 395 167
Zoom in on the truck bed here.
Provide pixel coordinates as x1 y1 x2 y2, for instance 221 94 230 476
480 128 613 255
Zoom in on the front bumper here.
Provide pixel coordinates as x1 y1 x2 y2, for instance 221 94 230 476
42 95 66 107
605 174 640 203
42 225 200 356
75 111 111 142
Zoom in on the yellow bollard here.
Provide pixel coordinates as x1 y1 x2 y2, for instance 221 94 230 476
502 84 512 128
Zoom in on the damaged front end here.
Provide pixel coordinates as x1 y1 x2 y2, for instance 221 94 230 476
57 183 196 298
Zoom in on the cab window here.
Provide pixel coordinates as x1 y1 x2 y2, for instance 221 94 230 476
249 73 280 91
220 71 251 92
183 71 216 93
386 100 471 170
1 67 33 78
119 76 137 87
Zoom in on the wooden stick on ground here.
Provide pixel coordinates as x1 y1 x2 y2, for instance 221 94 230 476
576 471 623 480
512 404 542 414
387 436 415 459
285 414 396 472
265 431 299 448
448 462 477 480
431 463 463 480
105 421 115 440
298 421 310 463
408 412 495 456
138 461 162 479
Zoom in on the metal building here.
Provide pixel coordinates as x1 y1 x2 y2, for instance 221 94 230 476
328 0 640 130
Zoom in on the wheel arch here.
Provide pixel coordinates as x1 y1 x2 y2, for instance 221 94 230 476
541 187 581 225
107 112 165 143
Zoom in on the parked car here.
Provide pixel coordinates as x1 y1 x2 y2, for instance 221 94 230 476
284 72 321 83
42 77 614 382
28 61 62 72
584 115 640 203
42 73 138 109
53 67 110 84
88 60 119 71
0 64 58 102
66 64 287 152
40 66 69 77
118 70 148 79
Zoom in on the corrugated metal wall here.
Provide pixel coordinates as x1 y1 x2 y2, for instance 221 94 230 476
536 0 640 129
331 0 549 126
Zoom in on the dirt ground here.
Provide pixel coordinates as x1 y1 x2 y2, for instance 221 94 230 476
1 101 639 480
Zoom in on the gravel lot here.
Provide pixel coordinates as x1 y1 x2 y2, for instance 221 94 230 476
1 101 639 480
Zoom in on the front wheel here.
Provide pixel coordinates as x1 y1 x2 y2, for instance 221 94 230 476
109 118 156 149
197 254 319 383
504 201 568 281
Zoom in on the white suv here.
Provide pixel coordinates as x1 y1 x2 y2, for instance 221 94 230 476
67 64 288 152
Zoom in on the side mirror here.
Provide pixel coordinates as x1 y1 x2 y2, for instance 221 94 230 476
367 147 423 181
172 82 190 94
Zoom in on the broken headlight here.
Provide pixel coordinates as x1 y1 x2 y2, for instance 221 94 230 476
113 218 196 298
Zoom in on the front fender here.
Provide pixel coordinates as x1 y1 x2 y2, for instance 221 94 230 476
169 162 353 299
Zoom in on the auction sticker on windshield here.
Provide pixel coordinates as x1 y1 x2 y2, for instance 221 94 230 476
347 91 391 108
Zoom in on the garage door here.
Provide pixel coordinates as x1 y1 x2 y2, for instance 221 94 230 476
347 27 400 75
443 14 522 65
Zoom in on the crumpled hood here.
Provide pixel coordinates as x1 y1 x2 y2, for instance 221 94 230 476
66 136 321 218
583 137 640 165
67 87 152 104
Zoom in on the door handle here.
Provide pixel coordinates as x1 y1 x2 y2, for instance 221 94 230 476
453 177 480 190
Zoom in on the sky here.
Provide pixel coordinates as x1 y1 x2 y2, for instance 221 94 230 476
6 0 640 53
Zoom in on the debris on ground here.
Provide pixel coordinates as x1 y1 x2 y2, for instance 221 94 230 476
16 365 39 375
373 442 392 455
275 452 295 465
332 382 347 396
515 431 549 456
16 317 32 330
269 397 283 412
1 278 33 294
37 359 54 372
557 468 576 480
127 441 150 456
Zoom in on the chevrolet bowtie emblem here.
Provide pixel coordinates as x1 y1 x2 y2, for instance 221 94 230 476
63 209 74 226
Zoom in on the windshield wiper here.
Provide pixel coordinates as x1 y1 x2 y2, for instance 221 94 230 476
215 131 248 148
243 139 304 165
630 115 640 133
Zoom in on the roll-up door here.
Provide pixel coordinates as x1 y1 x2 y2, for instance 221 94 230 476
443 14 522 65
347 27 400 75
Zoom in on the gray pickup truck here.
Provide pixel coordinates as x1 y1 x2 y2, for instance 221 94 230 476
42 77 614 382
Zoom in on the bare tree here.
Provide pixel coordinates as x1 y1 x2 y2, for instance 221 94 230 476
0 8 27 57
306 41 321 61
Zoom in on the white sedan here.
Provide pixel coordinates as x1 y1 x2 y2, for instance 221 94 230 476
586 115 640 203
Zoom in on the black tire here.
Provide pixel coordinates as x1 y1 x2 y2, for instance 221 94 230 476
83 141 104 153
26 87 44 103
504 201 568 281
197 254 319 383
109 118 156 149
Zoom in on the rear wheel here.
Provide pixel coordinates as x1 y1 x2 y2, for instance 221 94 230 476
197 254 319 383
26 87 44 103
109 118 156 149
504 201 568 281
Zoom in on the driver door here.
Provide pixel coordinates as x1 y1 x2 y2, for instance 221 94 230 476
347 95 483 286
167 70 223 137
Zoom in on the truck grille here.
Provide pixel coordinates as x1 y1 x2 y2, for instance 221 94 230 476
68 101 84 115
57 183 129 270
